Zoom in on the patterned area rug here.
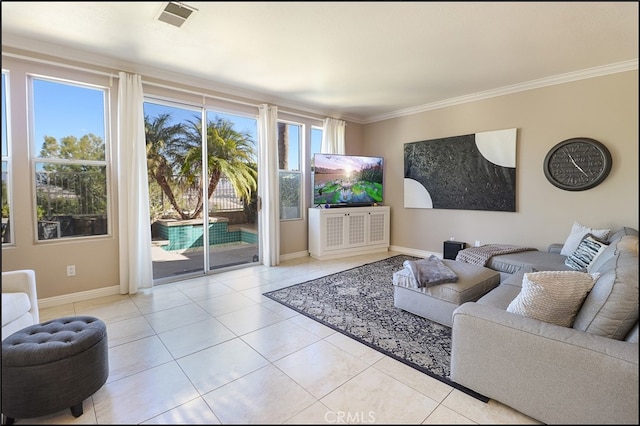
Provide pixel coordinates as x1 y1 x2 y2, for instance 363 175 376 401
263 254 488 401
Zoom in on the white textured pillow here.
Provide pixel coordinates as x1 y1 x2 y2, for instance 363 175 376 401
560 221 610 256
565 235 609 272
506 271 598 327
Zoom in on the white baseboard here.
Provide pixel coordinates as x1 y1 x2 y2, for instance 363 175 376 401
280 250 310 261
38 285 121 309
389 245 441 259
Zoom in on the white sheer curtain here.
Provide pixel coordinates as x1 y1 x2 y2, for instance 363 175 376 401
257 104 280 266
321 117 346 154
117 72 153 294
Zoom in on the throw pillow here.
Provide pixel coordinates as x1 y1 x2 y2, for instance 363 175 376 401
506 270 598 327
560 221 610 256
565 234 609 272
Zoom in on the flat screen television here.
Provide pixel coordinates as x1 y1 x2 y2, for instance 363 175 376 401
312 153 384 207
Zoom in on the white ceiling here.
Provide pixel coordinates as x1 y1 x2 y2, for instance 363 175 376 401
2 2 638 123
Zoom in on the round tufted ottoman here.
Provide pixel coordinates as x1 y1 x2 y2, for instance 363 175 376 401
1 316 109 424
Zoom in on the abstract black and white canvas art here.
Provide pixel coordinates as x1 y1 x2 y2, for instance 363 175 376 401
404 128 517 212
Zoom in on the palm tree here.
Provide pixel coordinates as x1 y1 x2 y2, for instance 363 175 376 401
180 115 257 219
145 113 257 221
145 113 186 219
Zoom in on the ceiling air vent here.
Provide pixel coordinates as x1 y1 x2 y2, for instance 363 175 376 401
157 2 197 28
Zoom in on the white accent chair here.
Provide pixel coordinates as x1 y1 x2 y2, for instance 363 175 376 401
2 269 39 341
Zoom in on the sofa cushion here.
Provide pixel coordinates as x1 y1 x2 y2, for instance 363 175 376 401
506 270 597 327
477 283 522 309
487 251 571 275
572 235 639 340
608 227 639 243
476 267 534 309
586 237 619 273
588 231 639 274
1 292 32 328
501 266 535 287
625 323 639 343
560 220 610 256
565 234 609 272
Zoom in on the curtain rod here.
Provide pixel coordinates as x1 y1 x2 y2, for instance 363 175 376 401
4 50 331 123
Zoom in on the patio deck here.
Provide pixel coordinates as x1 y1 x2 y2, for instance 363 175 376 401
152 222 259 281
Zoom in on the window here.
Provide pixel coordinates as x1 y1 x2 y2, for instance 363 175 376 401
2 72 12 244
310 126 323 159
278 121 302 220
31 77 109 240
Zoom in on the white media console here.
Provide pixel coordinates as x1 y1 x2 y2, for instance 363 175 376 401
308 205 390 260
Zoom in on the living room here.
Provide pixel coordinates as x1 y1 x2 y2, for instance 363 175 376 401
1 2 638 424
2 2 637 303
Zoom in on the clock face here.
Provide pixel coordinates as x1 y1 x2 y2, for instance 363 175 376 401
543 138 612 191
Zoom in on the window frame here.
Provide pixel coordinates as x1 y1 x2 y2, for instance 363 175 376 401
277 119 303 221
2 70 14 246
28 74 112 242
310 126 323 159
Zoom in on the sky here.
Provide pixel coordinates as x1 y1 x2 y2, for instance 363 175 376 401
32 79 106 145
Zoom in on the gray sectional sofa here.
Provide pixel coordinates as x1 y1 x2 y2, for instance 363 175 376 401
450 227 639 424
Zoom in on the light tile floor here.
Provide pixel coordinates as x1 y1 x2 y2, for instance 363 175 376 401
24 251 541 424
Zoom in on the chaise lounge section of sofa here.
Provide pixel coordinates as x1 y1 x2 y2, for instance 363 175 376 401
450 227 639 424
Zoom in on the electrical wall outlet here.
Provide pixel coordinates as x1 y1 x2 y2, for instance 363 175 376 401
475 240 481 247
67 265 76 276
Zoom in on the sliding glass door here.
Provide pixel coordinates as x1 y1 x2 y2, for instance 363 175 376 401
204 110 259 273
144 100 259 282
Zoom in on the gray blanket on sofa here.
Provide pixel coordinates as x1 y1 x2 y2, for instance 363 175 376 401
403 255 458 288
455 244 537 266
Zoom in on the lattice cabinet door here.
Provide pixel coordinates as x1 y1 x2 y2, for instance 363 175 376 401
367 209 388 245
324 214 346 250
345 212 367 247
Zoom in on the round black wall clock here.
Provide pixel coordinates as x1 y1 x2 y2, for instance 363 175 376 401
543 137 612 191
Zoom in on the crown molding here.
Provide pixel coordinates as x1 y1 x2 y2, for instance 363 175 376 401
364 59 638 124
